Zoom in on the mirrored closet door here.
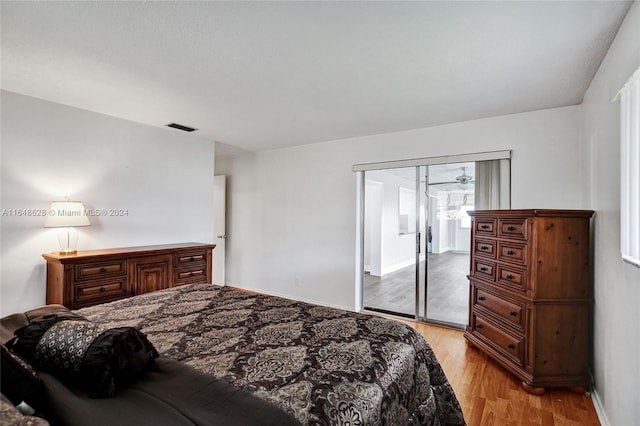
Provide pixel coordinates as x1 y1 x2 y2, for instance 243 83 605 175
358 153 510 328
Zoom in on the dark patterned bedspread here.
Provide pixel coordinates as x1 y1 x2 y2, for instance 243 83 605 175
77 284 465 425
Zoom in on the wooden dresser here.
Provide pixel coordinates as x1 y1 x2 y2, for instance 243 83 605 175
464 209 594 394
43 243 215 309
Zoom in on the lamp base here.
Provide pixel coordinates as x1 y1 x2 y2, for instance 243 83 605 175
57 228 79 255
58 249 78 256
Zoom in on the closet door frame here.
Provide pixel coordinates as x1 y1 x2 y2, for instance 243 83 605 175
354 150 511 321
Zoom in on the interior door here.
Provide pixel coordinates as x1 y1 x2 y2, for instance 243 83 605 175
213 175 227 285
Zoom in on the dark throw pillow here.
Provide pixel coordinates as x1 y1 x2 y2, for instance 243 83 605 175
77 326 159 397
0 343 41 406
8 313 158 398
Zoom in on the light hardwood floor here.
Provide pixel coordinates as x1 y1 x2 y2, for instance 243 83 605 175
401 319 600 425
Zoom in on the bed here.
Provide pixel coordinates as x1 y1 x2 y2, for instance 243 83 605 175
4 284 465 425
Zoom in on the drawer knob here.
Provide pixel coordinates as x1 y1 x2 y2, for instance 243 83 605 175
477 296 486 301
507 343 515 349
476 324 483 329
507 250 515 256
189 256 195 261
189 271 194 277
480 266 488 272
507 226 516 231
506 274 514 280
509 311 517 316
99 287 106 293
480 246 488 250
481 225 489 230
99 267 107 273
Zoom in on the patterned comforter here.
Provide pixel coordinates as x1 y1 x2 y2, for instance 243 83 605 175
77 284 465 425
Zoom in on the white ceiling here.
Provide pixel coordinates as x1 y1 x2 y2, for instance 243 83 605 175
1 1 632 152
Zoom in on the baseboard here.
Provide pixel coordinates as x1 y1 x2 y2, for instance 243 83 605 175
380 253 427 276
590 388 609 426
381 258 414 275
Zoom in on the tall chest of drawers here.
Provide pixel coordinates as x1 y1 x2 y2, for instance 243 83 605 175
464 209 594 393
43 242 215 309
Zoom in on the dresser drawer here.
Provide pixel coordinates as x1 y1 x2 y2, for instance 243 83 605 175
498 219 527 240
74 277 129 307
472 259 496 281
474 239 496 259
474 219 497 236
174 267 208 286
75 260 127 280
174 250 209 285
498 241 527 265
496 264 527 292
472 314 524 366
474 288 525 330
175 252 207 265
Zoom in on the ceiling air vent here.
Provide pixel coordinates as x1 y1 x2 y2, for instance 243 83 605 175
166 123 197 132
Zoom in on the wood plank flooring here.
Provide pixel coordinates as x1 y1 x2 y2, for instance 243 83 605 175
364 251 470 325
399 320 601 426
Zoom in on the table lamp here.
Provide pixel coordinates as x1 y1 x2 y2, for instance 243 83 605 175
44 200 90 255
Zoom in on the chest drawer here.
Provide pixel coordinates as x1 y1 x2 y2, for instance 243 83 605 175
472 314 524 366
472 259 496 281
474 219 497 237
74 277 129 308
498 242 527 265
496 264 527 292
75 260 127 280
474 239 496 259
474 288 525 330
498 219 527 240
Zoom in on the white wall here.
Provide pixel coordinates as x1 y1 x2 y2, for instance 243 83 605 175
219 105 585 311
0 91 216 315
581 3 640 425
453 220 471 252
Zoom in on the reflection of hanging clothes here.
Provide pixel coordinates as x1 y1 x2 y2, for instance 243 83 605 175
428 225 432 243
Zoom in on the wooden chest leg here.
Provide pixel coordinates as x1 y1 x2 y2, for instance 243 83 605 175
521 382 545 395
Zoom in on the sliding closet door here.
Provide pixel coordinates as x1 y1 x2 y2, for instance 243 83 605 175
362 167 419 318
423 160 510 327
423 163 475 327
356 151 511 327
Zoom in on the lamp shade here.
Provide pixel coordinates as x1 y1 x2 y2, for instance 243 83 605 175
44 201 90 228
